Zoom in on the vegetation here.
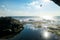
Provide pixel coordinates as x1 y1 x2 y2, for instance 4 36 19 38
0 17 24 38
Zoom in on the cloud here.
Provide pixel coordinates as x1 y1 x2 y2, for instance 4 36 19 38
0 9 36 16
27 0 52 9
1 5 5 8
27 0 42 9
0 4 8 11
0 0 60 16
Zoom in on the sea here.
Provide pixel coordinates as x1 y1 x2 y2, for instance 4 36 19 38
10 16 60 40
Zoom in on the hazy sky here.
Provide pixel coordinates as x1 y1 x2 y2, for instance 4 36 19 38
0 0 60 16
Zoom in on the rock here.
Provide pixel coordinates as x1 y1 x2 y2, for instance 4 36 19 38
0 17 24 33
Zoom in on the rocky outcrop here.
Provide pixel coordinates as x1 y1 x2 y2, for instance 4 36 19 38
0 17 24 33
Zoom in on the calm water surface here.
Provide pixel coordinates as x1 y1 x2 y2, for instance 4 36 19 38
12 24 60 40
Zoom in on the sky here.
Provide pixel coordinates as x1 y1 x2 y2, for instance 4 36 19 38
0 0 60 17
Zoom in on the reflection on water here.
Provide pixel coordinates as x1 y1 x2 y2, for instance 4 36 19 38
12 24 59 40
42 31 50 39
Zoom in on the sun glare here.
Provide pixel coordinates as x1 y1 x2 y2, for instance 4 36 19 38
43 0 51 2
41 16 53 20
43 31 50 39
44 31 49 38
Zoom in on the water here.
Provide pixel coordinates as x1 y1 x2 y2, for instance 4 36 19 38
12 24 59 40
11 16 60 40
12 16 60 23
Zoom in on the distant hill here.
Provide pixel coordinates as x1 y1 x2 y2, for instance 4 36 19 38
11 16 39 18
